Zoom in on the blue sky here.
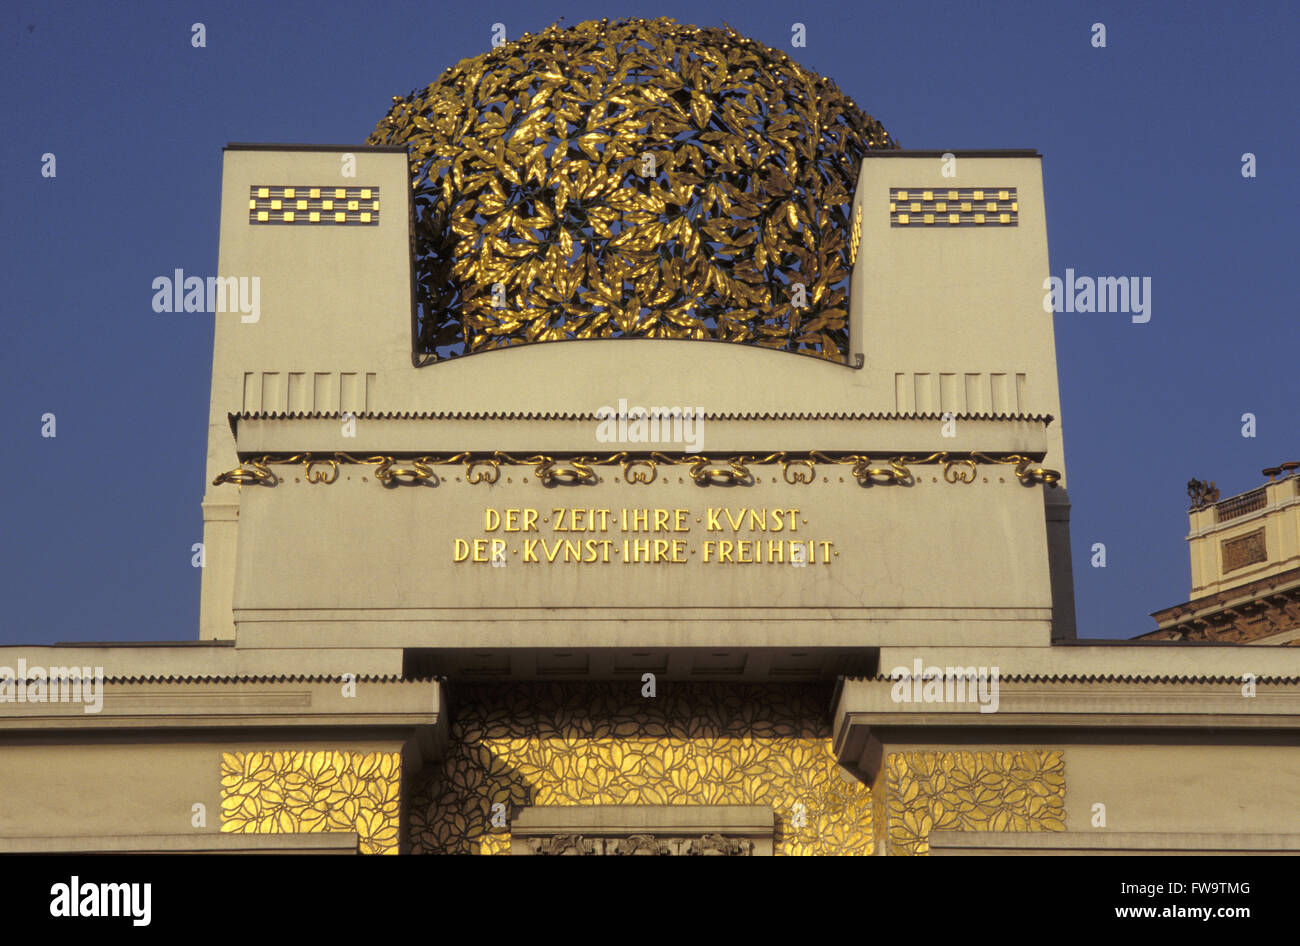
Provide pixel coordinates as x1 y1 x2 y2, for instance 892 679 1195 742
1 0 1295 644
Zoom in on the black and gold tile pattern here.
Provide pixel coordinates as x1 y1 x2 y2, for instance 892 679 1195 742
890 187 1018 227
249 186 380 225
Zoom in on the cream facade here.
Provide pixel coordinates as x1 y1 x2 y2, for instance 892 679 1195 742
2 134 1297 854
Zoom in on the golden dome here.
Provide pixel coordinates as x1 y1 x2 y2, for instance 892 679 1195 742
369 17 897 363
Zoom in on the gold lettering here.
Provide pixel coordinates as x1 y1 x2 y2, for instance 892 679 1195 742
453 538 470 562
489 510 826 565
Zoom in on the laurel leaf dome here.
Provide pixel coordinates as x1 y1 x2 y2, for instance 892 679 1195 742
368 17 897 363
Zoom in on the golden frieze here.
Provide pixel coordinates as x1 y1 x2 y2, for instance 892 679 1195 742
214 450 1061 488
367 17 897 364
521 834 756 855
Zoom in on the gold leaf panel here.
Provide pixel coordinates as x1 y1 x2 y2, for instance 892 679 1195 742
407 683 873 855
220 750 402 855
884 750 1067 856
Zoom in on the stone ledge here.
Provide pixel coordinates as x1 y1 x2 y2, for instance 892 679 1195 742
929 831 1300 855
512 804 773 834
0 832 360 854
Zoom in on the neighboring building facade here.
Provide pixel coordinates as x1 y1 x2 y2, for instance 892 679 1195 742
1137 466 1300 646
2 20 1297 856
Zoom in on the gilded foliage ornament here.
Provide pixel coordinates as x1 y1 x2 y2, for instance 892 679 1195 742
408 683 873 855
884 750 1067 856
212 449 1062 488
368 17 897 363
219 750 402 854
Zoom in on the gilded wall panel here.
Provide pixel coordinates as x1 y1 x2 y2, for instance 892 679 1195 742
220 750 402 854
408 683 872 855
884 750 1066 856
